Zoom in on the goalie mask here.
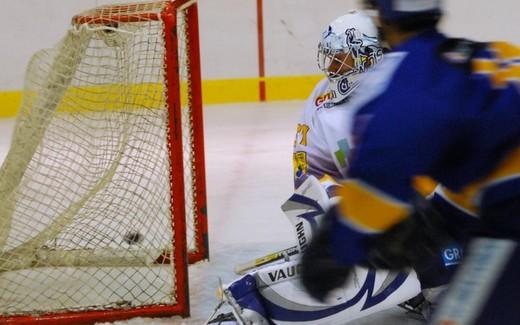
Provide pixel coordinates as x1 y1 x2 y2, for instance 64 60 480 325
318 10 383 104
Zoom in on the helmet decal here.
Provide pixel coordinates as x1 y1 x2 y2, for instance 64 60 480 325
338 78 351 95
317 10 383 105
345 28 363 48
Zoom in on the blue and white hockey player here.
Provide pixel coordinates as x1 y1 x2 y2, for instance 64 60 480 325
299 1 520 325
207 10 425 325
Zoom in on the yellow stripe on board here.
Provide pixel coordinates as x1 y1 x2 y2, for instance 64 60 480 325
1 75 324 118
202 75 322 104
202 78 260 104
58 83 167 113
338 179 411 232
265 75 323 101
0 91 22 118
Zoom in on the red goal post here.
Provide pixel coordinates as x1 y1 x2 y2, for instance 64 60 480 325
0 0 207 323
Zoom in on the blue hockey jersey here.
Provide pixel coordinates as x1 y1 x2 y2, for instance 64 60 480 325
336 29 520 235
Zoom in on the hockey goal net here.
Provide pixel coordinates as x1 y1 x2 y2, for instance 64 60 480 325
0 0 207 323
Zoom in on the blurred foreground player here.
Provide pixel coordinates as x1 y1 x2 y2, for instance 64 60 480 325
300 1 520 324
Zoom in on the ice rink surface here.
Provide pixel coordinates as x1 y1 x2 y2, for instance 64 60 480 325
0 101 423 325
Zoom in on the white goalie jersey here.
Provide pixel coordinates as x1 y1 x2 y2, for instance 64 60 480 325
293 78 358 187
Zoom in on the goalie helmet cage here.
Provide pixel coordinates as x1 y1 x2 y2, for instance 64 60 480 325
0 0 208 324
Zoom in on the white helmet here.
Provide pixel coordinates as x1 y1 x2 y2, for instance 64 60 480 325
318 10 383 104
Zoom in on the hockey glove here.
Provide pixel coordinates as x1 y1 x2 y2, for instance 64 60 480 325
301 196 454 301
363 195 455 270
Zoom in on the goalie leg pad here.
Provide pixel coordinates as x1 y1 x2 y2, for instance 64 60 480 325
224 274 271 325
282 175 332 253
222 259 421 324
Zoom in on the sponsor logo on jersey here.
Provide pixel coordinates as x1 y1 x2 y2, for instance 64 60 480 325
433 239 516 324
442 243 463 266
314 91 334 107
293 151 308 179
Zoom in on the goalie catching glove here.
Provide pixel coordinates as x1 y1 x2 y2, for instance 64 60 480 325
300 196 454 301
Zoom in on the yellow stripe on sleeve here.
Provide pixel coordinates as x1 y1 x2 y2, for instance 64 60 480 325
472 59 506 88
490 42 520 61
472 42 520 88
338 179 411 232
439 186 480 215
472 59 498 75
412 175 438 197
485 145 520 185
439 145 520 213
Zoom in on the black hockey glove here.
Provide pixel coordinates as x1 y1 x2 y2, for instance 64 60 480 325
300 209 353 302
363 195 455 270
301 195 454 300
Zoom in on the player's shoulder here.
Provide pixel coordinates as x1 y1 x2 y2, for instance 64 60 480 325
471 41 520 88
436 38 487 72
437 38 520 88
472 41 520 63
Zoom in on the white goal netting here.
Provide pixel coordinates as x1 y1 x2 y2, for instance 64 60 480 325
0 1 205 320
